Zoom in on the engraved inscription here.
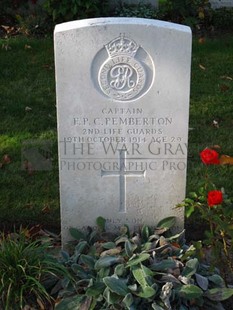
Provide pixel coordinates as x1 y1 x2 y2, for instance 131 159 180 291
98 34 148 101
110 65 136 90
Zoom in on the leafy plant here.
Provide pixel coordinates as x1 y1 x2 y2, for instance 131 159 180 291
0 0 29 21
43 0 109 23
0 229 69 309
114 2 158 19
158 0 212 30
178 147 233 280
15 3 53 37
211 7 233 31
55 216 233 309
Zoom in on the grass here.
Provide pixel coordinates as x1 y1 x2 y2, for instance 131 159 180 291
0 36 59 230
0 34 233 231
188 36 233 195
0 229 69 309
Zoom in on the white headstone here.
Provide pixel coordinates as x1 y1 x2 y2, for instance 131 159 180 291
210 0 233 8
54 18 192 245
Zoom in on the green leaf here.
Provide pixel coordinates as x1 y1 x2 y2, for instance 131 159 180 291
204 288 233 301
148 234 160 242
150 258 176 271
69 228 86 241
88 298 97 310
179 284 203 300
103 276 129 296
55 295 86 309
160 273 181 285
115 236 129 245
151 283 158 293
122 293 133 308
184 198 195 204
120 224 130 237
71 264 90 279
189 192 198 199
125 240 134 257
80 254 96 269
136 286 156 298
152 304 165 310
96 216 106 232
185 205 195 218
141 264 155 277
157 216 176 229
60 250 70 262
88 230 97 244
166 229 185 241
98 267 110 279
182 258 199 278
95 256 121 270
103 287 122 304
195 273 209 291
142 242 152 251
208 275 225 288
132 265 148 289
180 244 196 262
132 265 156 298
61 277 71 289
114 264 125 277
86 281 105 297
76 279 90 287
102 242 116 249
141 225 151 241
74 241 88 256
101 247 121 256
126 253 150 267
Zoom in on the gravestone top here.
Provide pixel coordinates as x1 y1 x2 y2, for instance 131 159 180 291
54 17 192 245
55 17 190 33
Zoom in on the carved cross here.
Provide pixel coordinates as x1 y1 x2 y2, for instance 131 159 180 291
101 150 146 213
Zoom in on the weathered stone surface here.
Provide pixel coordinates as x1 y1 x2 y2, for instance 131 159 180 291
54 18 192 245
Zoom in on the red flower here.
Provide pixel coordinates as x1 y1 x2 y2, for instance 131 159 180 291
207 190 223 207
200 148 220 165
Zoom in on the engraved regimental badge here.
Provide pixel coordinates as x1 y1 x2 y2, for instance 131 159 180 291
97 34 151 102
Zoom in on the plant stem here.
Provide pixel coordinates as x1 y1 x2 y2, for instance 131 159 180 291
220 230 233 278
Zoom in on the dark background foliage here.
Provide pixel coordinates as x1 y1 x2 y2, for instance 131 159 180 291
1 0 233 37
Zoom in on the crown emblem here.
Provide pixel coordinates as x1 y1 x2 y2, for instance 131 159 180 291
105 33 139 58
